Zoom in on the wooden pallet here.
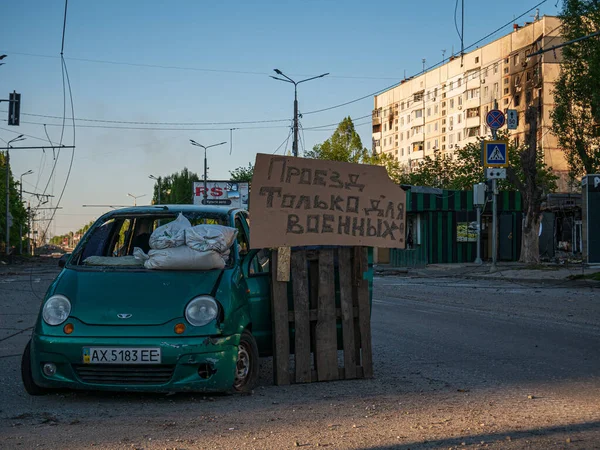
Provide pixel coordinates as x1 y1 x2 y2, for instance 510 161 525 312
270 247 373 385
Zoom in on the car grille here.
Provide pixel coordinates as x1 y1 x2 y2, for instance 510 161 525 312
72 364 175 385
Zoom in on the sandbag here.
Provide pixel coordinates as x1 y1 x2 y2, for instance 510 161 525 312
149 213 191 250
137 246 226 271
186 224 238 253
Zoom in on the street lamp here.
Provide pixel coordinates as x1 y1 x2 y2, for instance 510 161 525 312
127 193 146 206
149 174 162 205
189 140 227 204
270 69 329 157
5 134 26 256
19 169 33 255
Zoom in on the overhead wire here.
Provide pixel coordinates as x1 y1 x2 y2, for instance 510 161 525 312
302 0 550 116
0 50 403 81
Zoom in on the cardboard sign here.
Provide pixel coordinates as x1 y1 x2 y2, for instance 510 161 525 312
249 154 406 249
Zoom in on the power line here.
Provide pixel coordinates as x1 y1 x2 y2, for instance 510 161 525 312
302 0 550 116
0 50 403 81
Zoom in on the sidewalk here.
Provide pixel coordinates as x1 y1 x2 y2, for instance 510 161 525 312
374 261 600 286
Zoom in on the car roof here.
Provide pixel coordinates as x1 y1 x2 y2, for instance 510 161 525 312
99 205 245 219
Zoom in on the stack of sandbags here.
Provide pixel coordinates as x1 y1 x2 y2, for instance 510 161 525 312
134 214 238 271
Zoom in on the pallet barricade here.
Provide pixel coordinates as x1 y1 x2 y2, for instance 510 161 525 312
270 246 373 385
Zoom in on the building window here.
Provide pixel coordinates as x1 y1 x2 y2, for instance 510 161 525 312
449 81 454 90
466 88 479 100
514 95 520 107
475 56 480 63
504 98 509 105
504 78 509 85
450 99 454 109
434 88 438 98
457 114 462 124
494 63 499 74
466 107 479 118
414 92 424 102
458 96 463 106
407 114 411 123
484 86 489 97
457 132 461 141
466 126 480 137
504 87 509 95
526 71 532 81
449 117 454 127
504 67 509 74
415 109 423 118
494 82 499 95
457 78 461 87
401 102 404 110
413 142 424 152
395 126 398 131
427 141 431 150
427 107 431 116
484 105 489 115
513 54 519 65
401 148 404 156
435 122 439 131
434 139 439 149
384 123 387 131
449 134 454 144
434 105 439 114
483 67 488 78
427 124 431 133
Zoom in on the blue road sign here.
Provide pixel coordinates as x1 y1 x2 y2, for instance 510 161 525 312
484 140 508 167
486 109 505 130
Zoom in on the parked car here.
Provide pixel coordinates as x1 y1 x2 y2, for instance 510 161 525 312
22 205 272 395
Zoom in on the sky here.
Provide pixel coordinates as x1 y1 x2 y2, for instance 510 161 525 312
0 0 560 237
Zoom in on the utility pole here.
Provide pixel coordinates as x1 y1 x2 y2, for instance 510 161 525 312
189 140 227 204
19 169 33 254
490 100 499 272
270 69 329 157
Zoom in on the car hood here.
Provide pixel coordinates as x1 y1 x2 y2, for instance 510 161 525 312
53 268 224 326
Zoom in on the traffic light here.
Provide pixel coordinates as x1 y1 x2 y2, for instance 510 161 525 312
8 91 20 126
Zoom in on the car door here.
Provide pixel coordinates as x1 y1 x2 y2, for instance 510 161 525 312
236 213 272 356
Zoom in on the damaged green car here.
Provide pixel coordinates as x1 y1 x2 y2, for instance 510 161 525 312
22 205 272 395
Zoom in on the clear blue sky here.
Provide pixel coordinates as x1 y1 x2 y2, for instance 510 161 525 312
0 0 559 236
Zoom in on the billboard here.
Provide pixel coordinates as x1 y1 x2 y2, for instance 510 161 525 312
193 180 249 209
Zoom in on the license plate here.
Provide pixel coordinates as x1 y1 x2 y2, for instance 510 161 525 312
82 347 161 364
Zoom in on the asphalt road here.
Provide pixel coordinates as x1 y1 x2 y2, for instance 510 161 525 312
1 263 599 449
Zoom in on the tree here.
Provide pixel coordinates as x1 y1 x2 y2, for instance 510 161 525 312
305 116 372 163
150 168 200 205
0 153 29 254
551 0 600 181
229 163 254 182
406 129 558 263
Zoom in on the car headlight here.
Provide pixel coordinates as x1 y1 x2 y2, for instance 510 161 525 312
42 295 71 326
185 295 219 327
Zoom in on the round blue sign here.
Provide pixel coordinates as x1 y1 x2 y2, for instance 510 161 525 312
486 109 505 130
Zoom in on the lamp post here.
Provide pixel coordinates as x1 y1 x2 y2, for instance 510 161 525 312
19 169 33 254
149 174 161 205
5 135 25 256
127 193 146 206
189 140 226 204
270 69 329 157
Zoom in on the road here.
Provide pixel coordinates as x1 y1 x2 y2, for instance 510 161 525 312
1 263 599 449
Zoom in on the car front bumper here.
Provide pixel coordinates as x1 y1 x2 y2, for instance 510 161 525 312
30 333 240 392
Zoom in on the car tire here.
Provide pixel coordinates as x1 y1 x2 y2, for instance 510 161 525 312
232 330 259 393
21 340 49 396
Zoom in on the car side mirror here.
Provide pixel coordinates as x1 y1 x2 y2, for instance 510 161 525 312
58 253 71 268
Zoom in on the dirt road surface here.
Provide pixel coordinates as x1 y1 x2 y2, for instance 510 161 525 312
1 261 599 449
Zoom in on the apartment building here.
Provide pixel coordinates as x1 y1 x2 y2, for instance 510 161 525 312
372 16 568 190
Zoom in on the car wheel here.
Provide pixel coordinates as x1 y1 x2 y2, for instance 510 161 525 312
232 330 259 393
21 340 49 396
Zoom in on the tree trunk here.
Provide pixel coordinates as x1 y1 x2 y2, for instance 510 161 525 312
519 211 541 264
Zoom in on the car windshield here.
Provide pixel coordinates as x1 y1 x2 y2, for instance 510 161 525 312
70 211 230 266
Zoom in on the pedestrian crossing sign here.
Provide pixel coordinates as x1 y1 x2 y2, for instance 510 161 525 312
483 140 508 167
